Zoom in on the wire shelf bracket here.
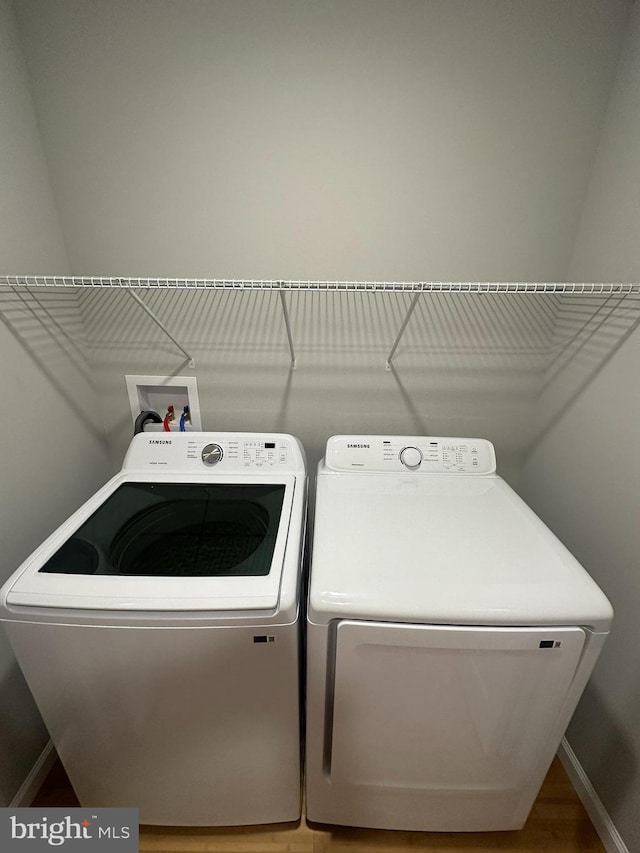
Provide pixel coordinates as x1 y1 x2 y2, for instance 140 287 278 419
279 289 297 370
127 289 195 368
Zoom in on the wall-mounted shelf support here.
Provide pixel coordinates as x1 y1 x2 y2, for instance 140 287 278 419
279 289 296 370
127 289 195 368
386 292 422 370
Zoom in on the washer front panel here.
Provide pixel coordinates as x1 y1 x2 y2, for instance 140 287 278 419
4 588 302 825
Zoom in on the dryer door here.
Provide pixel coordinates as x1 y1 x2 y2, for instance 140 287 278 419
329 620 585 793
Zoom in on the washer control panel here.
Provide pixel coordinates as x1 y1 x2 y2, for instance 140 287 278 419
191 437 289 468
325 435 496 474
124 432 304 474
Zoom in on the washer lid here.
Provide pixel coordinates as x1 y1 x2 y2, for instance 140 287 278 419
4 473 297 612
308 472 612 631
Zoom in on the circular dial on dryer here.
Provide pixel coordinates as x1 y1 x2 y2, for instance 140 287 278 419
201 443 224 466
400 446 423 469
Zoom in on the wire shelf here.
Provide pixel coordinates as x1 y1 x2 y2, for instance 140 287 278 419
3 276 638 371
1 276 639 294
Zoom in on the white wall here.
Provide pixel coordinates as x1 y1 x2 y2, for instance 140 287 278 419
519 3 640 850
0 0 67 272
0 0 113 805
13 0 630 280
10 0 631 481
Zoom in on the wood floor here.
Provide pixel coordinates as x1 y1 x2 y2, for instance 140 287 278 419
32 757 604 852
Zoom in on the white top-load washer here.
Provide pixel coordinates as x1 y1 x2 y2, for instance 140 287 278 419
306 435 612 832
0 432 306 826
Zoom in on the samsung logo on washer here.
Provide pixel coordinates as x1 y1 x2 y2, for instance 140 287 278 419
347 443 370 449
148 439 172 445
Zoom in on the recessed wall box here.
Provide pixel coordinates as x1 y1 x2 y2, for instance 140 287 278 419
125 375 202 431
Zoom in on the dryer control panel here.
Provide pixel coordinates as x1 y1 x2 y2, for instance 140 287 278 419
325 435 496 474
122 432 305 474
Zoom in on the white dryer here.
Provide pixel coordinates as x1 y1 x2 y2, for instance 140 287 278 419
306 435 612 832
0 432 306 826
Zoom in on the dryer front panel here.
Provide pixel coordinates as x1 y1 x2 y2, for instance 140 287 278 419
329 620 585 793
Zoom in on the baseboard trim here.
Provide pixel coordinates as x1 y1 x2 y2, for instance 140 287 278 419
10 740 57 808
558 737 629 853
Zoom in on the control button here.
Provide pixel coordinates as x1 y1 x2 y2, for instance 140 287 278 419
201 443 223 466
400 446 423 469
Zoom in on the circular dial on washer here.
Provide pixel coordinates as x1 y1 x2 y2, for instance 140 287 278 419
400 446 422 469
201 443 223 466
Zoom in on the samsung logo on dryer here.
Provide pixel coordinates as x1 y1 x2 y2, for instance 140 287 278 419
148 439 172 445
347 443 370 449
